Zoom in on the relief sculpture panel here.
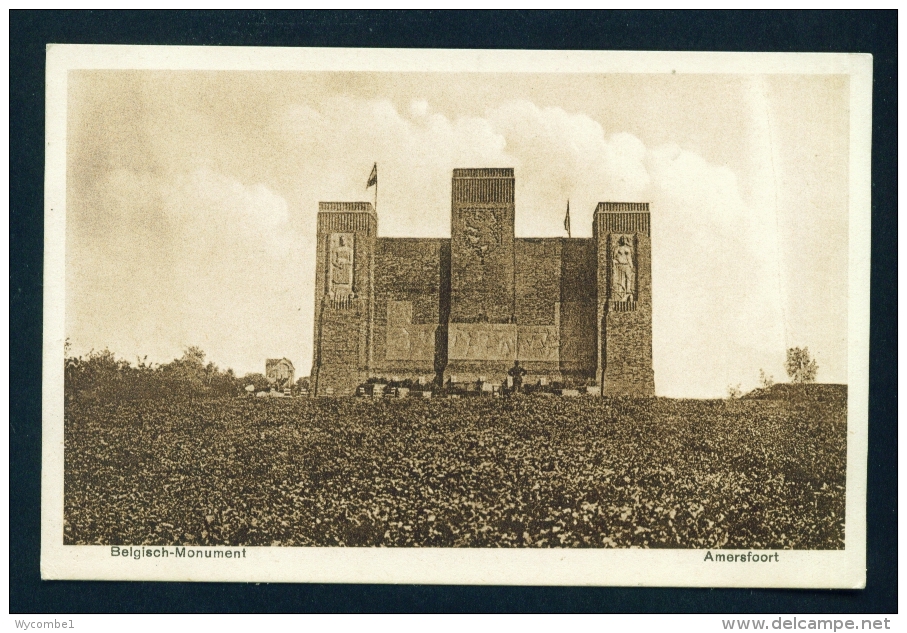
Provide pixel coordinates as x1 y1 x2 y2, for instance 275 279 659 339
517 326 559 362
328 233 355 301
460 206 503 264
448 323 517 360
386 325 436 361
610 233 636 302
386 300 435 361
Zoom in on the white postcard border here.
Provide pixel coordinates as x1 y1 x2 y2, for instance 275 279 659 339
41 45 871 587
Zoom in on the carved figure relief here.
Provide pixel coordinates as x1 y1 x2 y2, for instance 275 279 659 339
386 325 436 361
328 233 355 301
517 326 559 362
449 327 472 358
611 234 636 302
449 323 517 360
461 207 502 263
386 325 412 359
386 301 435 361
497 333 515 358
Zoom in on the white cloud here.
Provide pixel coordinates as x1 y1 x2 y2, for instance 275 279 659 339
283 97 509 237
409 99 429 118
154 169 303 374
163 168 292 254
71 166 305 376
484 101 650 235
646 144 785 397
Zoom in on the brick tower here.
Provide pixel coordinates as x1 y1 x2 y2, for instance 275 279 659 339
311 202 377 396
594 202 655 396
445 168 517 382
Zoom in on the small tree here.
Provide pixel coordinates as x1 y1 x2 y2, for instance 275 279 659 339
243 372 270 392
785 347 818 384
758 369 775 389
726 383 742 399
161 346 209 398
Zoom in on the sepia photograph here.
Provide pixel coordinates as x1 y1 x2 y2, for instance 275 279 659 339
41 45 871 586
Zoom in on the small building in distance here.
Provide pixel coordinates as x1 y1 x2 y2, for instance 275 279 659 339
266 358 295 391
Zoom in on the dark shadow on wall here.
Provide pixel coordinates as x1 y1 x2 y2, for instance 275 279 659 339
434 239 452 385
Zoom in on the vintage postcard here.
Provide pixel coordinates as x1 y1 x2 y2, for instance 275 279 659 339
42 45 871 586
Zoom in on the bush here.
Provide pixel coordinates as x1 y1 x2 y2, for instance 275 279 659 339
65 347 244 402
786 347 819 384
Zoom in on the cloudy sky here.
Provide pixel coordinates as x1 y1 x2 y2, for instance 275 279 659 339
65 69 849 397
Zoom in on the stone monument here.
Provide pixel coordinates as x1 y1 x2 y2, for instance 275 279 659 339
310 169 654 397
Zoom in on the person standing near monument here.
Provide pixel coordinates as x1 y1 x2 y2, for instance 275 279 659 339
508 360 527 394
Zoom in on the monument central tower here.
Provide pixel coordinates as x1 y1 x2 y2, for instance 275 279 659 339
449 168 516 323
445 168 519 381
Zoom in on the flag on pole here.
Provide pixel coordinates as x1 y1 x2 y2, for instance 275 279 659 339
564 200 571 238
366 163 378 189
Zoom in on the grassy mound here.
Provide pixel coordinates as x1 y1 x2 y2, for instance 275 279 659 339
743 383 847 404
64 395 846 549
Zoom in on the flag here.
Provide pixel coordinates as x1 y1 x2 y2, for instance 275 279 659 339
366 163 378 189
564 200 571 237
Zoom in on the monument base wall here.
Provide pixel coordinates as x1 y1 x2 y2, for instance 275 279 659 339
371 238 448 384
602 306 655 396
314 301 369 396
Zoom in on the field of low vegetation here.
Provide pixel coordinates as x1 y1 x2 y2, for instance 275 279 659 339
64 389 846 549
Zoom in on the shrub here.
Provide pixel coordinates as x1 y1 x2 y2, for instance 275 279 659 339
785 347 818 384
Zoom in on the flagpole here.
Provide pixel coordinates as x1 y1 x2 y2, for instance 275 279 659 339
374 171 378 213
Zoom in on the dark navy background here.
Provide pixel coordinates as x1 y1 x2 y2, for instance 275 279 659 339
10 10 897 613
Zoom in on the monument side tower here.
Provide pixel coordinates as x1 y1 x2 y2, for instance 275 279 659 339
311 202 377 396
594 202 655 396
446 168 517 382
